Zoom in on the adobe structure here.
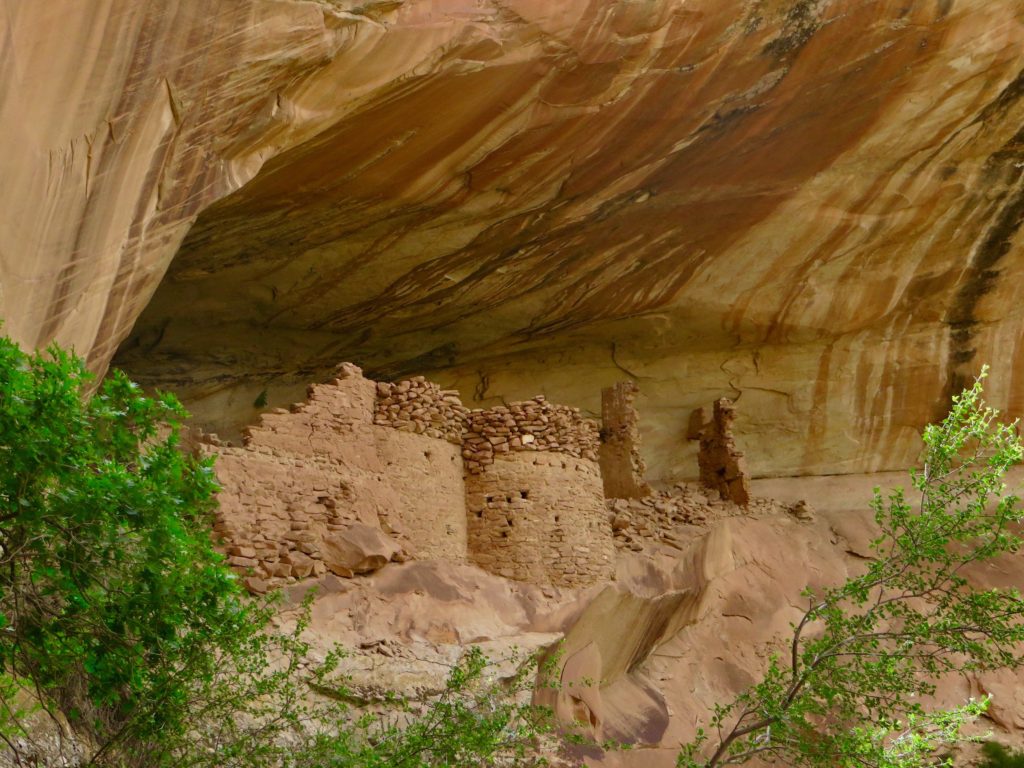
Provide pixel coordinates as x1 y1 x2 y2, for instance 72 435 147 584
202 364 616 591
204 367 753 592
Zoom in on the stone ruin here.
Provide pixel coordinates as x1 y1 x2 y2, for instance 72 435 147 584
203 367 753 592
202 364 615 592
598 381 652 499
692 398 751 506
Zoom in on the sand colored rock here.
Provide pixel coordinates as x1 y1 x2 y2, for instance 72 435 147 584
321 523 402 577
2 1 1024 481
67 0 1019 484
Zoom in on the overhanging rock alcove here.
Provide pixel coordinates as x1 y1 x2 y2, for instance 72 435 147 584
109 0 1024 484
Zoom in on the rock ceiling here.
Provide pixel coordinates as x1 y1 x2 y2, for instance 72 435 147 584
3 0 1024 479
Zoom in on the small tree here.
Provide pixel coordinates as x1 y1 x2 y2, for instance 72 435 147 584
0 337 249 758
678 367 1024 768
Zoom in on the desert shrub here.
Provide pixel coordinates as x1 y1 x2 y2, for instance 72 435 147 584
156 615 557 768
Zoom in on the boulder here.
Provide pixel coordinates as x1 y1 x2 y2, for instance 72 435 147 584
322 524 401 578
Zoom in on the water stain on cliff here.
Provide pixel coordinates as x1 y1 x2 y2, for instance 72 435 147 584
942 124 1024 405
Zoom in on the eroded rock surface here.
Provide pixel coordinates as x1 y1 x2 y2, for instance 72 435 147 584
109 0 1024 482
4 1 1024 479
283 471 1024 768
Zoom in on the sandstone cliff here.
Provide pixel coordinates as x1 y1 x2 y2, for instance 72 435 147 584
4 1 1024 472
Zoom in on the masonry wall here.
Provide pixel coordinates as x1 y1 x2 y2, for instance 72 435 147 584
206 364 618 592
599 381 652 499
465 453 614 587
205 365 467 591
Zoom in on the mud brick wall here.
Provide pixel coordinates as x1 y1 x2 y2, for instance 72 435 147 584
207 364 618 592
373 376 468 444
372 429 466 560
210 448 354 588
465 453 614 588
462 397 600 475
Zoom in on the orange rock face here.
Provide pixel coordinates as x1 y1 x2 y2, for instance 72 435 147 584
3 0 1024 479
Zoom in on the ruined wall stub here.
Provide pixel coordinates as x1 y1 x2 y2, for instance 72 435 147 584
599 381 652 499
696 398 751 506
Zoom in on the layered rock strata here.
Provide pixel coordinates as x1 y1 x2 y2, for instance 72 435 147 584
79 0 1024 483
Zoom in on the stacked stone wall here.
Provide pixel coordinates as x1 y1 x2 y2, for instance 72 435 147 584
465 453 614 587
206 365 617 592
599 381 652 499
462 397 600 474
373 376 467 443
209 448 355 590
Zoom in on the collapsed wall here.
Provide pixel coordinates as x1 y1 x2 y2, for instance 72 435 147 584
464 400 614 588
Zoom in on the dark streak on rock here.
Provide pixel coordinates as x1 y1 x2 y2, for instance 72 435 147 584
762 0 821 60
367 341 460 380
942 126 1024 403
972 66 1024 127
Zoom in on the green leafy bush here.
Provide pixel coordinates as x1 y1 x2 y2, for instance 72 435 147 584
0 337 249 755
679 367 1024 767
